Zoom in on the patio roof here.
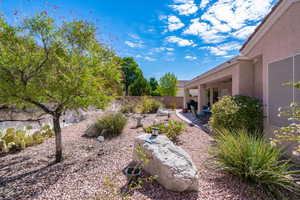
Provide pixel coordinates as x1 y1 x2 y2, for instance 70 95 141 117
185 56 250 88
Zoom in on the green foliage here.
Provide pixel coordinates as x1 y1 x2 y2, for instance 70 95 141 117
157 73 178 96
121 57 143 96
211 129 300 198
95 112 127 138
149 77 160 96
119 105 136 114
0 126 54 153
209 95 263 133
129 76 151 96
144 120 185 142
274 81 300 155
0 13 122 161
135 97 162 113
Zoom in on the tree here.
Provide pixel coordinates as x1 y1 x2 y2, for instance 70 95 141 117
129 76 151 96
157 73 178 96
0 13 122 162
149 77 160 96
273 81 300 155
121 57 142 96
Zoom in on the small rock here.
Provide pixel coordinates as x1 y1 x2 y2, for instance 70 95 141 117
84 124 98 137
97 136 105 142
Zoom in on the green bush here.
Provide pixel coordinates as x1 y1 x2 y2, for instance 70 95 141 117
209 95 263 133
136 97 163 114
144 120 185 142
0 125 54 153
119 105 136 114
95 112 127 138
211 129 300 198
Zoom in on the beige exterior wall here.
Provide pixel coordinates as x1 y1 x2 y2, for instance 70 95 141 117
245 2 300 111
241 2 300 161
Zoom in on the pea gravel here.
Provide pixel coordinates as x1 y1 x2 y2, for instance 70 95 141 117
0 113 271 200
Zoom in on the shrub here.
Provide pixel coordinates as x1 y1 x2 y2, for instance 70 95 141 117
95 112 127 138
136 97 163 114
211 129 300 198
120 105 136 114
209 95 263 133
0 125 54 153
144 120 185 142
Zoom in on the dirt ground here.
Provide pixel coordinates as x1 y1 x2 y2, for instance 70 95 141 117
0 112 271 200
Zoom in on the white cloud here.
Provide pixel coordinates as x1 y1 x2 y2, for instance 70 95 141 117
166 36 195 47
182 0 274 45
128 33 140 40
167 15 185 31
169 0 198 16
231 26 256 39
183 19 227 43
200 0 210 9
125 41 144 48
202 42 242 56
144 56 156 62
153 47 174 53
185 55 197 60
202 0 274 30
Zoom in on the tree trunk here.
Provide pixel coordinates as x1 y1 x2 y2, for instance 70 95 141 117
52 115 62 163
125 86 129 96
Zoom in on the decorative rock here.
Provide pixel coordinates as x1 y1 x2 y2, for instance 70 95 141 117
136 116 143 128
97 136 105 142
133 134 198 192
84 124 98 137
157 109 169 116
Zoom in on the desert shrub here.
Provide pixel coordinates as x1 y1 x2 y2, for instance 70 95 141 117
136 97 163 114
209 95 263 133
144 120 185 142
0 125 54 153
170 102 177 110
95 112 127 138
120 105 136 114
211 129 300 198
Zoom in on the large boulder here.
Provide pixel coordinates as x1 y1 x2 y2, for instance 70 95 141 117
133 134 198 192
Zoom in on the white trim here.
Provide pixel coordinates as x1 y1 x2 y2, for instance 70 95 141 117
241 0 297 55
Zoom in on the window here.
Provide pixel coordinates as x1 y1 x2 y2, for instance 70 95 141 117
268 54 300 126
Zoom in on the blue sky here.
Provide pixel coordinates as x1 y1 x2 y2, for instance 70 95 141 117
0 0 277 80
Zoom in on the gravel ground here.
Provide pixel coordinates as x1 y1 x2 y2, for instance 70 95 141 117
0 112 271 200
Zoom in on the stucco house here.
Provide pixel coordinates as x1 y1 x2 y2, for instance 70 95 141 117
176 80 197 97
184 0 300 146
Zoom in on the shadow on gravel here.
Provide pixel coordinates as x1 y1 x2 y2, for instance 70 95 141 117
0 157 74 200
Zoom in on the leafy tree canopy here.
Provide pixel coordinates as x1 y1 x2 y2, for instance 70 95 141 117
157 73 178 96
149 77 160 96
129 76 151 96
121 57 142 95
0 13 122 162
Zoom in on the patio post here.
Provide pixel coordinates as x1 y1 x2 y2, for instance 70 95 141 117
183 88 189 109
197 85 201 113
210 88 213 106
198 84 206 114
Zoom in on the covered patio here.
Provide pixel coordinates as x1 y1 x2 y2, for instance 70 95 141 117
183 56 255 114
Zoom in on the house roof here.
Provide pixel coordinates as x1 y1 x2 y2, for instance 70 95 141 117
240 0 283 52
177 80 189 88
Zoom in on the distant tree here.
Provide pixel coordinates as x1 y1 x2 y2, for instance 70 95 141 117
157 73 178 96
121 57 142 96
0 13 122 162
149 77 160 96
129 76 151 96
